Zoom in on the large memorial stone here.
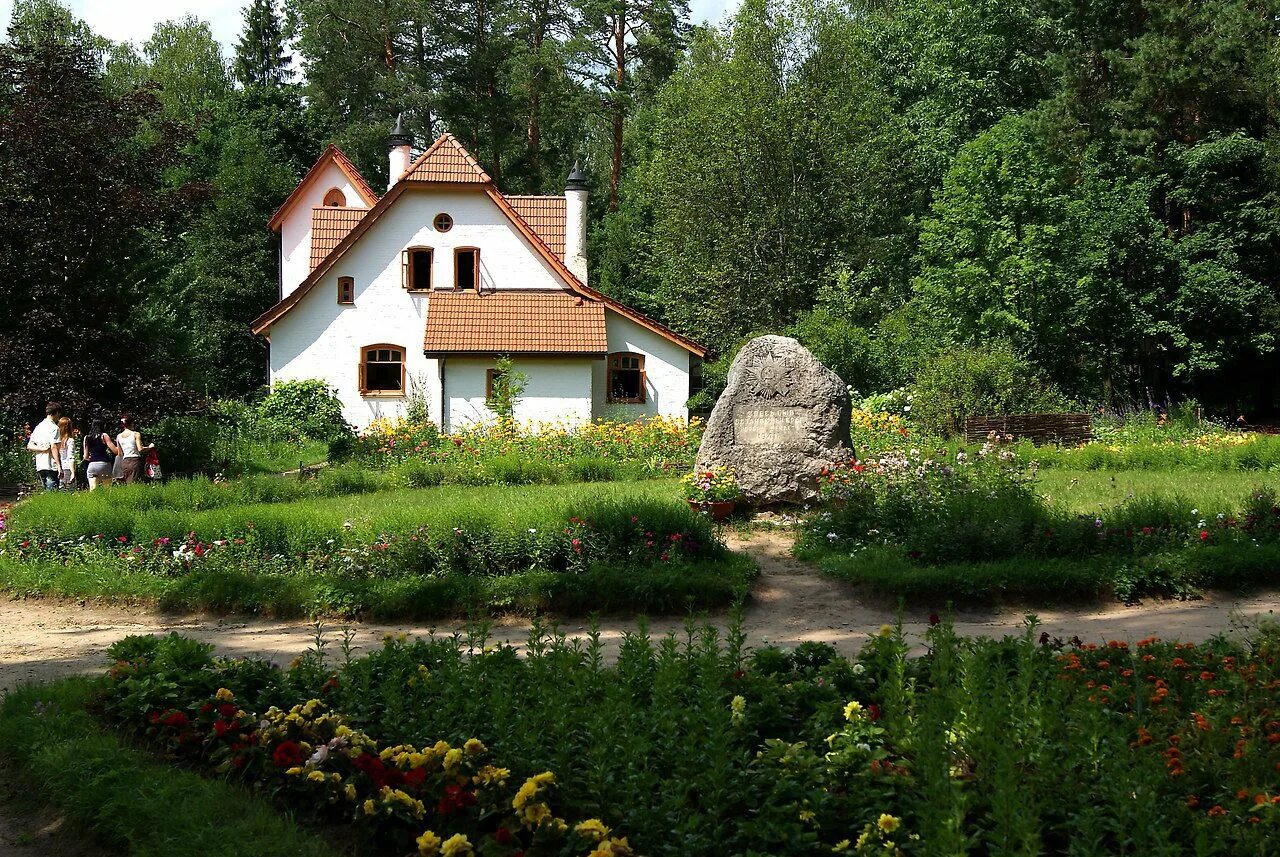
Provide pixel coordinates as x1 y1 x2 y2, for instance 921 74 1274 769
696 335 852 505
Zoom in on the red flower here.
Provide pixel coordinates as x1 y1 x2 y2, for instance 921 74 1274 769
161 710 189 728
218 703 237 718
1199 530 1209 541
272 740 305 768
928 612 940 627
495 827 513 845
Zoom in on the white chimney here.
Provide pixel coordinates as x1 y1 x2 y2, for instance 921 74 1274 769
564 162 589 284
387 114 412 190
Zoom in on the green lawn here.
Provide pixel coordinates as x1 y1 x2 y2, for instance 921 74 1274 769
1035 469 1280 514
0 479 757 618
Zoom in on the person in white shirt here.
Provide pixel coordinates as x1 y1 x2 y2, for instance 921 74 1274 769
56 417 77 489
26 402 63 490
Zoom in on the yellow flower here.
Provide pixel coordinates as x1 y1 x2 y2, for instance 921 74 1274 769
463 737 486 756
522 801 551 826
575 818 611 842
877 814 900 833
362 799 376 816
440 833 472 857
285 766 304 777
730 695 746 726
799 809 816 823
307 770 326 783
443 748 464 771
415 830 441 856
344 784 357 801
215 687 234 702
878 624 893 637
832 840 851 853
843 701 864 721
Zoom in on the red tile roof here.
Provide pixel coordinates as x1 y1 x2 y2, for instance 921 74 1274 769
423 290 606 355
267 145 378 231
402 133 491 183
507 196 566 258
310 207 367 270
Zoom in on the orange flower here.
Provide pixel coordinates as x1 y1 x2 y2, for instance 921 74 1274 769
1207 806 1227 818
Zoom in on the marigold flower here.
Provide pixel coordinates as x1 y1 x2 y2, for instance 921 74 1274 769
877 814 900 833
440 833 472 857
576 818 611 842
415 830 441 856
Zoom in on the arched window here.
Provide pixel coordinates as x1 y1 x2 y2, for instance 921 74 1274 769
359 344 405 395
323 188 347 207
337 276 354 305
607 352 646 403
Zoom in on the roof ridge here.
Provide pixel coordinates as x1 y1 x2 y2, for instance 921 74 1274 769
399 132 492 184
267 144 379 230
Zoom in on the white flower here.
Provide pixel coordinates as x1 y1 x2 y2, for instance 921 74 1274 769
307 745 329 767
826 532 839 541
850 663 866 676
1191 509 1199 516
528 528 537 534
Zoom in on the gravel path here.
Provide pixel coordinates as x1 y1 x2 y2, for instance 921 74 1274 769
3 530 1279 694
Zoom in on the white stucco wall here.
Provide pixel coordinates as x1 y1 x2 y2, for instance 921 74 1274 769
278 162 371 299
593 312 692 421
268 187 590 430
443 357 594 430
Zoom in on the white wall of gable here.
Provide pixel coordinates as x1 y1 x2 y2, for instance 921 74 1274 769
278 161 370 299
593 312 691 421
269 187 579 430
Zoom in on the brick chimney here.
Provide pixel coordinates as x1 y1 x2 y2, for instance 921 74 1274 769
564 162 588 284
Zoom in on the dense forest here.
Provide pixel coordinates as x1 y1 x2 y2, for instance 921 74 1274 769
2 0 1279 426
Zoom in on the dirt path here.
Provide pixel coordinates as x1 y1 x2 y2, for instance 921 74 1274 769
3 531 1279 694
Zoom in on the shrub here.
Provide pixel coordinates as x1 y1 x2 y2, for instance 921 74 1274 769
909 343 1075 437
256 380 352 443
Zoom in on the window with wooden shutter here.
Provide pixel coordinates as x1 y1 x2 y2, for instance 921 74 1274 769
455 248 478 290
360 344 405 396
606 353 646 403
400 249 410 289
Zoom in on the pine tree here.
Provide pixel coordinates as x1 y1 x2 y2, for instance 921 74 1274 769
234 0 292 88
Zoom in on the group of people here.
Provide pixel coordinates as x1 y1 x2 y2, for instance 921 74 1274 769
26 402 155 491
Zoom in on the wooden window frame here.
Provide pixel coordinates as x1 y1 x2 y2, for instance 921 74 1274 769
485 367 503 399
337 276 355 305
401 247 434 292
358 343 407 397
433 212 453 232
323 187 347 207
606 352 647 404
454 247 479 291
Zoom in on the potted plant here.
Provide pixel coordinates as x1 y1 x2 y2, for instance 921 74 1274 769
681 466 741 520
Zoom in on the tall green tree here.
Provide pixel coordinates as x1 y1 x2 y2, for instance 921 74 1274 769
0 15 192 423
234 0 294 88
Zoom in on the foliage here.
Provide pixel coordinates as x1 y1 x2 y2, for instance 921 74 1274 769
349 415 701 475
233 0 292 88
485 356 528 422
59 620 1280 856
0 481 755 617
0 678 338 857
256 380 353 443
908 343 1076 438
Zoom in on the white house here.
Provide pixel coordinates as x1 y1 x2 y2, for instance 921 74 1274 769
252 120 706 431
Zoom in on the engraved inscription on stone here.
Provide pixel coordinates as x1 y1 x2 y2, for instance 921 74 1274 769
734 406 808 445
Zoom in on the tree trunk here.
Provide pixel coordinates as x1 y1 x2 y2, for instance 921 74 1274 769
528 24 543 182
610 11 626 211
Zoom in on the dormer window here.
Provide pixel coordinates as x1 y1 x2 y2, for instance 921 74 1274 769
455 248 478 291
607 352 646 403
323 188 347 207
402 248 433 291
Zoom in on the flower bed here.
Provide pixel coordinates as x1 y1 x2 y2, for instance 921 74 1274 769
801 443 1280 601
0 482 757 618
28 620 1280 856
98 635 631 857
348 417 701 476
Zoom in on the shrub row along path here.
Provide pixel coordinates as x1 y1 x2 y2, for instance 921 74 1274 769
3 530 1280 696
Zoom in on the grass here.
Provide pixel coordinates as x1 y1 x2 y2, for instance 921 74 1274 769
0 480 758 618
0 679 338 857
1035 468 1280 514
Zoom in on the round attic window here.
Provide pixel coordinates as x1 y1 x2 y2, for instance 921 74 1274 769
433 212 453 232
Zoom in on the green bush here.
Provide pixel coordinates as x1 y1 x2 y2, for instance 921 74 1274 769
255 380 352 443
909 342 1075 437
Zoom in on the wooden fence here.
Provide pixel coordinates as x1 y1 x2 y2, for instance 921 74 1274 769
963 413 1093 445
